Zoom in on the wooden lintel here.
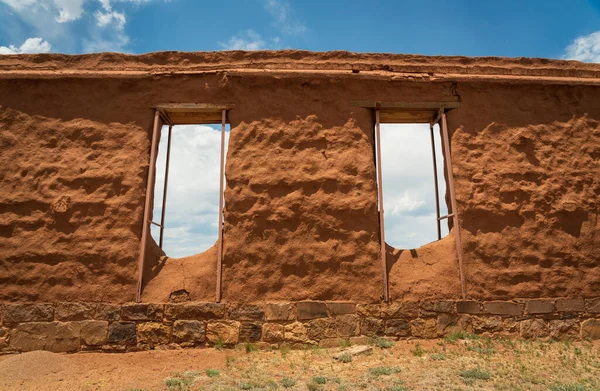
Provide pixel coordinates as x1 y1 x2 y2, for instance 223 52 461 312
353 101 461 110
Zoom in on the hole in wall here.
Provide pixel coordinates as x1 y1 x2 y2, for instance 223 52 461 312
150 123 230 258
378 123 449 249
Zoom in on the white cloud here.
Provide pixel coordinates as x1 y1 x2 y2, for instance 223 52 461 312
94 9 126 29
379 123 449 249
264 0 306 36
151 125 230 258
53 0 85 22
219 30 269 51
563 31 600 63
1 0 157 53
0 37 51 54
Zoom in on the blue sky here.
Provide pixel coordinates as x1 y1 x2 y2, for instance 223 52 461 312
1 0 600 60
2 0 599 256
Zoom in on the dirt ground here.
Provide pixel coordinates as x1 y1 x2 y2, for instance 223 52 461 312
0 336 598 391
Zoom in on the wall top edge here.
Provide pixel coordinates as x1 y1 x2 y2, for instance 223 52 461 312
1 50 600 82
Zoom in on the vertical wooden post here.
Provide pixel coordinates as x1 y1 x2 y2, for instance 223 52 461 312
159 124 173 248
440 113 467 300
215 109 226 302
374 109 389 302
136 110 162 302
429 124 442 240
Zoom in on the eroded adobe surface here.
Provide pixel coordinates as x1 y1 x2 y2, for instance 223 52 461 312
0 51 599 304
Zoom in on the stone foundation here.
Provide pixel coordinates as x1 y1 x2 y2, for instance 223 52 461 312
1 298 599 353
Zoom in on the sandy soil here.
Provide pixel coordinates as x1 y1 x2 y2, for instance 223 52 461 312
0 337 598 391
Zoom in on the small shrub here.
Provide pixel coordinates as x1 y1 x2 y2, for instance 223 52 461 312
338 353 352 363
430 353 446 361
238 382 254 390
245 343 258 353
312 376 327 385
214 339 225 350
412 344 425 357
306 383 321 391
445 332 479 343
459 367 491 384
467 345 496 355
339 339 352 348
206 369 220 378
368 366 401 377
550 383 589 391
281 378 297 388
164 378 182 390
373 337 394 349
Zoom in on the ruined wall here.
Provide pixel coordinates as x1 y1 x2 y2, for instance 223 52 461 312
0 51 599 305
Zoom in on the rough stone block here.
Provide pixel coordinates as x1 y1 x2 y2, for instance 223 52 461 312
410 318 438 339
264 303 295 321
385 319 410 337
357 304 382 318
549 320 579 340
421 301 455 313
556 298 585 312
380 302 420 318
349 336 373 345
239 322 262 343
360 317 384 337
165 303 225 320
95 304 121 321
206 320 240 344
436 313 460 335
318 338 345 348
9 322 80 352
483 301 523 316
283 321 308 342
80 320 108 346
0 327 8 349
519 319 548 339
581 319 600 340
472 316 503 333
327 302 356 316
137 322 171 345
173 320 205 343
121 304 163 321
55 302 94 321
262 323 284 343
585 298 600 313
456 301 483 314
297 302 328 320
229 305 264 321
107 322 137 345
3 304 54 323
525 300 555 314
335 314 360 337
307 318 337 340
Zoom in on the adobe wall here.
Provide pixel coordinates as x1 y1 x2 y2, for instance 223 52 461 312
0 51 599 310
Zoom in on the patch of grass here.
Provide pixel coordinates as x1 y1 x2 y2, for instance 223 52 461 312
338 353 352 363
383 386 409 391
368 366 401 377
430 353 446 361
373 337 394 349
245 343 258 353
306 383 321 391
281 378 297 388
214 339 225 350
467 345 496 355
238 382 254 390
550 383 589 391
312 376 327 384
458 367 491 385
279 345 291 357
205 369 220 378
340 339 352 348
444 332 480 343
411 344 426 357
164 377 182 390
